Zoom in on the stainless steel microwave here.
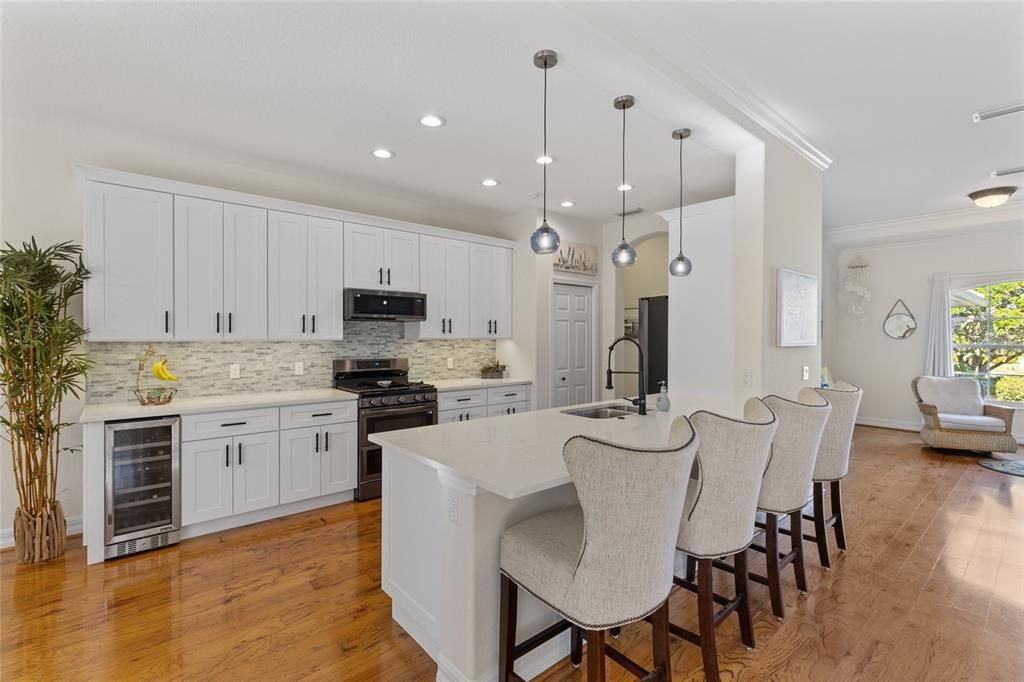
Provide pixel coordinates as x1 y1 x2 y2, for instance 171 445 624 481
343 289 427 322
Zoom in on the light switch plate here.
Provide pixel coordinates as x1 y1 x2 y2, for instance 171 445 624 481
229 363 240 379
294 361 304 376
447 358 454 370
802 365 810 381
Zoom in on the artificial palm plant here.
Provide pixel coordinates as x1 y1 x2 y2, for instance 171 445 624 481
0 239 91 563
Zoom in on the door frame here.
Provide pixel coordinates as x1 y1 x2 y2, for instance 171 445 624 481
548 278 600 409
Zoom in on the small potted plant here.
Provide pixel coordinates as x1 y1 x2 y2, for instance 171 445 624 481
480 359 507 380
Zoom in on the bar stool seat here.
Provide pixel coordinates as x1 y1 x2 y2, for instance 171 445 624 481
500 507 585 620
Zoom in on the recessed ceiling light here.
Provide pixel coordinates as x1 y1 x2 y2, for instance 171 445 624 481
372 148 395 159
617 183 633 192
420 114 446 128
968 186 1017 208
481 178 499 187
536 155 554 165
560 200 575 207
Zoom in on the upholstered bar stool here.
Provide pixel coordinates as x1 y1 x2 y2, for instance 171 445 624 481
670 400 777 682
498 417 699 682
802 381 863 569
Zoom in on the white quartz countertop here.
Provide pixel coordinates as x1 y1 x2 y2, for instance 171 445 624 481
79 388 354 423
370 394 737 499
429 377 532 391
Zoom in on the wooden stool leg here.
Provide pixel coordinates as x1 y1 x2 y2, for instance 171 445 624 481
586 628 606 682
696 558 720 682
570 625 583 668
812 482 832 569
831 480 847 552
651 599 672 681
790 510 808 593
684 554 696 582
499 574 518 681
609 625 621 637
765 513 785 620
733 548 755 649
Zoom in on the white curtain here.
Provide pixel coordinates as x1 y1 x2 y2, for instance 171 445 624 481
924 269 1024 377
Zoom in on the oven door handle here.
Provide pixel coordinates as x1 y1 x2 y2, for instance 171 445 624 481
362 403 438 419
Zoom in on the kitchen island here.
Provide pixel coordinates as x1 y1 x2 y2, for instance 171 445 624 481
371 395 737 682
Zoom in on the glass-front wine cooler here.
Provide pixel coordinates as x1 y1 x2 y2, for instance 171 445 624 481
104 417 181 559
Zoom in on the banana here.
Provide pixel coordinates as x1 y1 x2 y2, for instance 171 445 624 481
151 359 178 382
162 364 179 382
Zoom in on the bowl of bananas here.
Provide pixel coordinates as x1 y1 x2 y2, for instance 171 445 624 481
133 344 179 406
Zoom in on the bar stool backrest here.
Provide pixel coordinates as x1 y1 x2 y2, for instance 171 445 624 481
759 389 832 514
811 382 863 482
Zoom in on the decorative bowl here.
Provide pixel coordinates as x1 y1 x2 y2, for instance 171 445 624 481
133 388 177 406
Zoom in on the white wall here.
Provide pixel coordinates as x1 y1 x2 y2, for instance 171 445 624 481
824 225 1024 435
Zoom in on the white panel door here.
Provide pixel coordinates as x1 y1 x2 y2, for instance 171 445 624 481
383 229 419 291
268 211 309 339
84 182 174 340
279 426 319 504
343 223 385 289
232 432 280 514
467 243 493 338
444 239 471 337
491 247 512 339
551 283 593 408
320 422 358 495
174 196 224 341
223 204 267 340
417 235 447 338
181 437 233 526
308 217 345 339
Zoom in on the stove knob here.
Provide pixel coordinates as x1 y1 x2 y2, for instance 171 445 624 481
368 398 379 407
382 396 393 405
413 393 423 402
397 395 408 403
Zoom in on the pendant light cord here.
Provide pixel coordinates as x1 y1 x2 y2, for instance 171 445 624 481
542 62 548 224
621 104 626 240
678 135 684 250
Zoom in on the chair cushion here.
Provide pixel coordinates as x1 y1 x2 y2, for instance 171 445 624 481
500 506 584 613
916 377 984 416
937 413 1007 433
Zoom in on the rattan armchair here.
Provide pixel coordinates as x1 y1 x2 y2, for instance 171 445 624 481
911 376 1018 453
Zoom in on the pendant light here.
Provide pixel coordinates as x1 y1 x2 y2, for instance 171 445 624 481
610 95 637 268
669 128 693 277
530 50 560 255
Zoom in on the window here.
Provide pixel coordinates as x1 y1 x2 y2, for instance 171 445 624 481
950 279 1024 402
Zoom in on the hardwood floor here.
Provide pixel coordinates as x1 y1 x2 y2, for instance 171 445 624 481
3 426 1022 681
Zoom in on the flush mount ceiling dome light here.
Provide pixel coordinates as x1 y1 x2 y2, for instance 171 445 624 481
560 200 575 208
968 186 1017 208
610 95 637 268
419 114 446 128
372 148 394 159
536 155 554 165
668 128 694 277
481 178 499 187
529 49 561 255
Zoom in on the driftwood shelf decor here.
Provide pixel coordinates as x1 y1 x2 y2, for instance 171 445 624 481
0 239 91 563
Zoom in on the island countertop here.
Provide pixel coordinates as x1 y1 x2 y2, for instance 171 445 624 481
370 395 737 499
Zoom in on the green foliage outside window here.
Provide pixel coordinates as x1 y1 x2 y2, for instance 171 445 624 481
950 279 1024 401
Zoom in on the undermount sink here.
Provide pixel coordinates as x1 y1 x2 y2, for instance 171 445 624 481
562 403 640 419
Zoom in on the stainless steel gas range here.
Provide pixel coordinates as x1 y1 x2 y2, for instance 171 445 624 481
333 358 437 500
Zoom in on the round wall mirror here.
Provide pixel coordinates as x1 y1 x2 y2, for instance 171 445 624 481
883 299 916 339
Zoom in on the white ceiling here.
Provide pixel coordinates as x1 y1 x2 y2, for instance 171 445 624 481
5 3 1020 231
586 1 1024 228
1 2 749 226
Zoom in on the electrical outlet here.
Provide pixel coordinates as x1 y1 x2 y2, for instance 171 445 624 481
294 361 304 376
447 491 460 527
742 371 752 387
447 357 454 370
229 364 240 379
802 366 810 381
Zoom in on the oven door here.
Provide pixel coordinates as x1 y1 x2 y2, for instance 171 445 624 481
359 403 437 494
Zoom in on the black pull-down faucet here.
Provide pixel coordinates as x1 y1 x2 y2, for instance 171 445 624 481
606 336 647 415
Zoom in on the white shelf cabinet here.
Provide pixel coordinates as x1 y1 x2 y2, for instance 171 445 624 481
343 223 420 292
84 182 174 341
268 211 344 340
468 244 513 339
414 235 470 338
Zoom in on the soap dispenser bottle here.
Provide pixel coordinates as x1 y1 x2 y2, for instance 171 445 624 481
656 381 671 412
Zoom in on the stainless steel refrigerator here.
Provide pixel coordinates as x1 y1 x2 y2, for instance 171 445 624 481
639 295 669 395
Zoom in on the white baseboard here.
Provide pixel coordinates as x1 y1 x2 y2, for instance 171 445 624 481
0 515 83 550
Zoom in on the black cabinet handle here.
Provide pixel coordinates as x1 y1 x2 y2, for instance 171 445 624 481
379 267 383 285
456 397 472 402
221 421 247 427
448 318 453 334
312 314 316 334
494 320 498 335
504 393 517 397
512 407 517 414
216 312 221 333
324 431 329 452
488 320 492 334
506 407 510 415
387 268 391 285
315 432 319 453
238 442 243 465
465 413 470 421
225 444 229 468
165 310 169 333
458 413 463 421
228 312 232 334
301 314 306 334
312 412 333 417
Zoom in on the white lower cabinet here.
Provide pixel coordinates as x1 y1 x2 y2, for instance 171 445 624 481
487 401 529 417
279 421 357 504
232 431 280 514
439 406 487 424
438 384 531 424
181 431 278 524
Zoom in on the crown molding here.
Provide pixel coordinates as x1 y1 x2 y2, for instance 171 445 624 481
824 202 1024 248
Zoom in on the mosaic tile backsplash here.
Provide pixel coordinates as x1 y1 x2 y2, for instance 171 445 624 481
85 321 496 403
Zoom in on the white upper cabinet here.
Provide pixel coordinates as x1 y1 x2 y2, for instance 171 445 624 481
174 196 224 340
307 217 344 339
414 236 470 339
223 204 268 340
468 244 513 339
344 223 419 291
84 182 174 340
